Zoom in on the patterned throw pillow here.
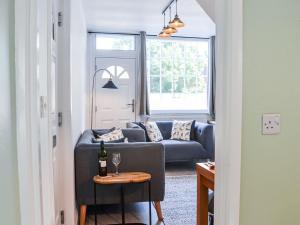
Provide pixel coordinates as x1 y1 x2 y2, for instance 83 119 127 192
96 128 124 142
144 122 163 142
171 120 194 141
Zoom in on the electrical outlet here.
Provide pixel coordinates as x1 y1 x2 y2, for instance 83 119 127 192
262 113 280 135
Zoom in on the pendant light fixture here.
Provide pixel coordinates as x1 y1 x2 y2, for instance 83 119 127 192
159 12 171 38
169 0 185 28
164 7 177 34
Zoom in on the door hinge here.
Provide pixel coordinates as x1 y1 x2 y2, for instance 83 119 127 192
58 112 63 127
58 12 63 27
60 210 65 224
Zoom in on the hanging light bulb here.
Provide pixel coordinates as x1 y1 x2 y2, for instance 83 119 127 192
158 13 171 38
164 7 177 34
170 0 185 28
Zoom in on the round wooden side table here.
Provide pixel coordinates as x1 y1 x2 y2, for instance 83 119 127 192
93 172 152 225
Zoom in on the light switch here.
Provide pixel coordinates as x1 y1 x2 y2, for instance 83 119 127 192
262 114 280 135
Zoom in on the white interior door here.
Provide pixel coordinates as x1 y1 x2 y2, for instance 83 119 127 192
94 57 136 128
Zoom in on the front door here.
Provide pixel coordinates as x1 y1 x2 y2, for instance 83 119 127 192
94 57 136 128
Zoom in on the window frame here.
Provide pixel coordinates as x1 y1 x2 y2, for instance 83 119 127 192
146 36 212 115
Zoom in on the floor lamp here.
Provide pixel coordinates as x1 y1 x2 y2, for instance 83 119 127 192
91 68 118 129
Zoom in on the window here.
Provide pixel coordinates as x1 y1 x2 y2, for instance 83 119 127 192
147 37 210 113
96 34 135 50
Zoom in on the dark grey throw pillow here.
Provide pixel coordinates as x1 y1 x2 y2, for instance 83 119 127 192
92 127 116 138
136 122 151 142
190 120 196 140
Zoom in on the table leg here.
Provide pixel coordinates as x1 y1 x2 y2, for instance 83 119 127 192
148 181 152 225
121 184 125 225
197 175 209 225
94 183 97 225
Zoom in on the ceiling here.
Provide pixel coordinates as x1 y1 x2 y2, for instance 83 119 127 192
82 0 216 38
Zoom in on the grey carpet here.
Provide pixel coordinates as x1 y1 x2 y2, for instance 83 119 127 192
161 175 197 225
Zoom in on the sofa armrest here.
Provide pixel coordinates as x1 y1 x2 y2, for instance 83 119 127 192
194 122 215 160
75 142 165 205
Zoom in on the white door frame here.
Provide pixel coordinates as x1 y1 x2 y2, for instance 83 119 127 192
88 33 139 127
214 0 243 225
14 0 243 225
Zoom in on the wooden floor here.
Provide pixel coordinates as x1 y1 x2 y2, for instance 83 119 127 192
87 162 196 225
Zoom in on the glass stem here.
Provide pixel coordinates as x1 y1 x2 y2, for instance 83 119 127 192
116 165 119 175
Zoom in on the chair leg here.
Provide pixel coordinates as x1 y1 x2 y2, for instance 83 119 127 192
79 205 87 225
153 201 164 221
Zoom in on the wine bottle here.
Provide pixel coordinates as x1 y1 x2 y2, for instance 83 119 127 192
98 141 108 176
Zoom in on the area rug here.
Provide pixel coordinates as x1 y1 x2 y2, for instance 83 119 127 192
161 175 197 225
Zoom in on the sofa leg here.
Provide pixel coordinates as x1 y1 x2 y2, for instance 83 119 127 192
153 201 164 221
79 205 87 225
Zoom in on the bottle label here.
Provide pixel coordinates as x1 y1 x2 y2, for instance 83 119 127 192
99 160 106 168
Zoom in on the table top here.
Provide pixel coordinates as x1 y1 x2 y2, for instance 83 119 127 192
93 172 151 185
196 162 215 181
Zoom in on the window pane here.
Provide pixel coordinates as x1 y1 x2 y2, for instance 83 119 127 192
96 34 135 50
161 76 172 93
150 58 160 75
150 76 160 93
161 58 172 76
149 40 161 58
173 76 184 93
161 42 173 58
173 59 185 76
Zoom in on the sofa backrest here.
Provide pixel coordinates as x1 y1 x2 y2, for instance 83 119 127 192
76 128 146 146
129 121 197 141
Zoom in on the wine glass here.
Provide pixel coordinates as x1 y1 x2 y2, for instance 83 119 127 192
112 153 121 175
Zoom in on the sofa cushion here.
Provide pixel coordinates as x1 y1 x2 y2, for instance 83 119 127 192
171 120 194 141
95 128 124 142
144 122 163 142
161 139 209 162
92 127 115 137
135 122 151 142
156 121 173 140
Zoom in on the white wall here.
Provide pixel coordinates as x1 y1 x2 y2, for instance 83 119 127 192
0 0 21 224
195 0 215 22
70 0 88 144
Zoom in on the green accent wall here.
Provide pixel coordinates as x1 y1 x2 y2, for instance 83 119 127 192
0 0 20 224
241 0 300 224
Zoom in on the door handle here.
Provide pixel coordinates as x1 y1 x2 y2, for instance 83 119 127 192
126 99 135 113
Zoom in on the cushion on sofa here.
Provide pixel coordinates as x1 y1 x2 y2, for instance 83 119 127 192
134 122 151 142
144 122 163 142
92 127 115 137
95 128 124 142
171 120 194 141
156 121 173 140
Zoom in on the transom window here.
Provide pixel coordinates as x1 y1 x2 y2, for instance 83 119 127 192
146 37 210 113
96 34 135 51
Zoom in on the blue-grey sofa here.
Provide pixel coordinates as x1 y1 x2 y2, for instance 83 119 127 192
128 121 215 163
75 128 165 224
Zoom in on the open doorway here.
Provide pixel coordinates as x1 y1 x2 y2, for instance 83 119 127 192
82 0 216 224
13 0 243 224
